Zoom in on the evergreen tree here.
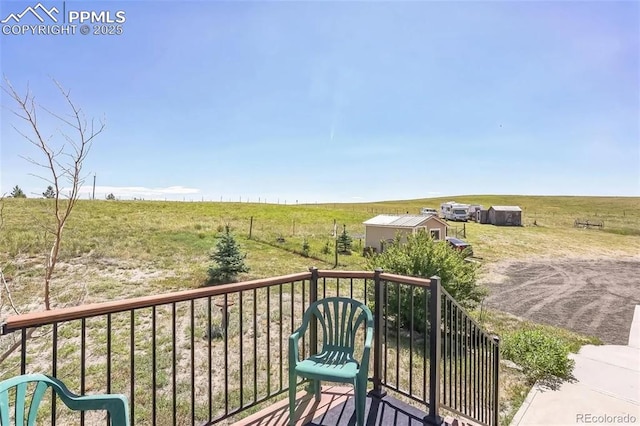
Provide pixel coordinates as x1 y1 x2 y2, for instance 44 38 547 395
336 224 352 254
10 185 26 198
301 238 310 257
42 185 56 199
207 226 249 284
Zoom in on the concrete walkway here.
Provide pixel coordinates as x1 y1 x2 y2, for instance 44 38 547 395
512 305 640 426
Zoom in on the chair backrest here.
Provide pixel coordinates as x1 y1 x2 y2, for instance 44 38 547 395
0 374 56 425
305 297 373 354
0 373 128 426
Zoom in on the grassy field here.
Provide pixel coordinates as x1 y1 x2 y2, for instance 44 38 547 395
0 195 638 425
1 195 639 309
326 195 640 260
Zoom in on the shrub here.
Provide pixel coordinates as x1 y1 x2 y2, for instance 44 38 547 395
362 246 376 257
501 328 575 384
366 230 485 332
207 226 249 284
321 241 332 255
301 239 310 257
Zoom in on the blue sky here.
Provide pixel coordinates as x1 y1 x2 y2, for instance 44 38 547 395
1 1 638 202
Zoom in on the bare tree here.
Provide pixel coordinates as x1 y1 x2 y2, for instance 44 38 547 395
3 77 104 310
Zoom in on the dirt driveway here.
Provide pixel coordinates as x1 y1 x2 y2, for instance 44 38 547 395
481 257 640 345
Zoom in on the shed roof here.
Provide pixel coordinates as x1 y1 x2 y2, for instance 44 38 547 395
363 214 447 228
490 206 522 212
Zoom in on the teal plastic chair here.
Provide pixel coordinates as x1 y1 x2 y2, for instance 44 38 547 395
0 373 129 425
289 297 373 426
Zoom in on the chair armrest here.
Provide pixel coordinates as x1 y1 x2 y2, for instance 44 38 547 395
359 321 374 372
45 375 130 425
60 393 130 425
289 330 302 365
289 307 314 365
363 324 373 350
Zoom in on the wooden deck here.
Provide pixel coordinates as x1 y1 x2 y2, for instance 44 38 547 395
232 386 478 426
233 386 355 426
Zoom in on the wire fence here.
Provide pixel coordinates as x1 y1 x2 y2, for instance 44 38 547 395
244 217 367 266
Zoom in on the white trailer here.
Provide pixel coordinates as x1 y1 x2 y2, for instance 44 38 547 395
440 202 469 221
440 201 455 218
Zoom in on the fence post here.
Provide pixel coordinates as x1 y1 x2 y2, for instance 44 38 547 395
370 268 386 398
428 276 442 424
249 216 253 239
492 336 500 426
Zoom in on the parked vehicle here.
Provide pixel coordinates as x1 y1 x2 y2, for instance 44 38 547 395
440 201 455 219
420 207 438 216
440 201 469 221
445 236 473 256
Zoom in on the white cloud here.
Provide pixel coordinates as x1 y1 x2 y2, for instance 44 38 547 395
76 185 200 199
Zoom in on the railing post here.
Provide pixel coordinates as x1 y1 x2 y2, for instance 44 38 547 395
370 268 386 398
309 267 318 357
428 276 442 425
492 336 500 426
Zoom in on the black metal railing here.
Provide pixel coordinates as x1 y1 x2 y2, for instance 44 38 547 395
369 272 499 426
439 288 500 426
0 269 499 425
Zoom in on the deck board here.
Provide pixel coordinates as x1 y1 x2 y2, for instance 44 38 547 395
232 386 354 426
231 386 481 426
230 386 444 426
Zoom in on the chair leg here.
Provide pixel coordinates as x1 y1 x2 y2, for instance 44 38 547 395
314 380 321 402
355 376 367 426
289 373 297 426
